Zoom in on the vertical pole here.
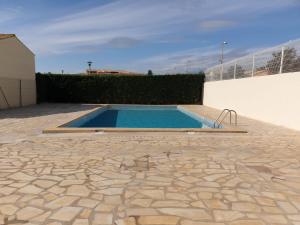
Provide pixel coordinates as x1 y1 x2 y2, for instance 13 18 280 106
220 65 223 80
221 44 224 65
234 62 237 79
251 55 256 77
19 80 22 107
220 42 226 80
279 46 285 74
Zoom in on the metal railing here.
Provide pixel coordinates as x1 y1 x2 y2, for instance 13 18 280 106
214 109 237 128
205 39 300 81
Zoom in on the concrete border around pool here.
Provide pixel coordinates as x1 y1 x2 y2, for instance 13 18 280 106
43 105 248 134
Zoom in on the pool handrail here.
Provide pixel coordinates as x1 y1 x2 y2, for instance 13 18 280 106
214 109 237 128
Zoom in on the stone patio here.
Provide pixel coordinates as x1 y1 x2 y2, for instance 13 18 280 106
0 104 300 225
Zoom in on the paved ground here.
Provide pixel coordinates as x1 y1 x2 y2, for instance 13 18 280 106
0 104 300 225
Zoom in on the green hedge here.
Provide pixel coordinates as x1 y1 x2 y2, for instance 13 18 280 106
36 74 205 104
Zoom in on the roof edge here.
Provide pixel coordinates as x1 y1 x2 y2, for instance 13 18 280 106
0 34 16 40
0 34 35 56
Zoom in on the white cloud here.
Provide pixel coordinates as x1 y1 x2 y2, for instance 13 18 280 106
131 46 222 73
18 0 298 55
0 7 20 24
131 45 265 74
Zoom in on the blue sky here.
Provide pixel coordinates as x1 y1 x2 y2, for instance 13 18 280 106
1 0 300 74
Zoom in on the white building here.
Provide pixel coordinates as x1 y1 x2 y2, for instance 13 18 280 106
0 34 36 109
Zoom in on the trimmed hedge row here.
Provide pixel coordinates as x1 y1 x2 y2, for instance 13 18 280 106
36 74 205 104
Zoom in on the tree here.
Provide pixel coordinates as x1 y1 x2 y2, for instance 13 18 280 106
266 47 300 74
223 65 246 79
147 70 153 76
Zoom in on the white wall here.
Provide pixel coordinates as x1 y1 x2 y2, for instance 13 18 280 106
0 37 35 80
0 37 36 109
204 72 300 131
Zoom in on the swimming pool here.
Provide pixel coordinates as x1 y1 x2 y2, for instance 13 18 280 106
63 105 216 129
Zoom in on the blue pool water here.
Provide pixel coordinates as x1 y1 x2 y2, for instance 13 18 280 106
64 106 215 128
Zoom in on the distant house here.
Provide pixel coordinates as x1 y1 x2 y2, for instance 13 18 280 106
0 34 36 109
87 69 140 76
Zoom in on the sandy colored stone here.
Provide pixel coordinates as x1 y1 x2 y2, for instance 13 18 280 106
166 193 190 201
178 176 200 183
261 214 288 224
203 174 229 182
229 220 266 225
32 211 51 222
104 195 122 204
18 185 42 194
139 190 164 200
152 200 188 207
191 200 206 208
48 185 65 194
237 194 255 203
138 215 180 225
0 204 18 215
8 172 36 181
159 208 211 220
204 199 228 209
198 192 213 200
130 199 152 207
46 196 79 209
30 198 45 206
261 192 286 200
125 190 136 199
95 204 116 212
33 180 57 188
97 188 123 195
0 186 16 195
115 217 136 225
263 206 282 214
67 185 91 197
126 208 158 216
43 193 58 201
0 214 6 225
59 180 85 186
16 206 44 220
287 214 300 221
93 213 113 225
181 220 225 225
254 197 275 206
101 171 131 179
73 219 89 225
47 222 63 225
80 208 92 219
50 207 82 221
232 202 261 213
213 210 244 222
77 198 99 208
0 194 20 203
277 201 298 213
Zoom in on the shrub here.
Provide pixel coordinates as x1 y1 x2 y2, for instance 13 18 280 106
36 74 205 105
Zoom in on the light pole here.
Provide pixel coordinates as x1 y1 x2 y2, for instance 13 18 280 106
87 61 93 74
220 41 228 64
220 41 228 79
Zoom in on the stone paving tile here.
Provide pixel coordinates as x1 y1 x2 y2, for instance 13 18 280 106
0 104 300 224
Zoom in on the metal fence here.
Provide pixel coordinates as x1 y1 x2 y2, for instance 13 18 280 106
205 39 300 81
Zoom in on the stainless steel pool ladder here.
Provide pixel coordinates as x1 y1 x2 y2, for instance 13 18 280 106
214 109 237 128
0 86 10 108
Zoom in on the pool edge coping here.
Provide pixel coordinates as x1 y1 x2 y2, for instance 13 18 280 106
43 104 248 134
